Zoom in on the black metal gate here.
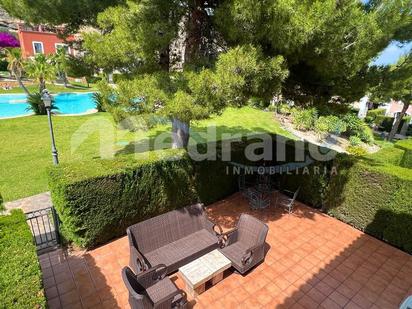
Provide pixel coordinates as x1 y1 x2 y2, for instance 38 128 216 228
26 207 60 251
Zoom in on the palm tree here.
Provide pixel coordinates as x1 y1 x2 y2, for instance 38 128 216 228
3 48 29 94
25 54 56 93
51 48 69 87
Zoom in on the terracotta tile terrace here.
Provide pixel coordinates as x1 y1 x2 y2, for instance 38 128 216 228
40 193 412 309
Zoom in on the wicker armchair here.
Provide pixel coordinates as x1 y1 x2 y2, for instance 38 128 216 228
219 214 268 274
122 265 187 309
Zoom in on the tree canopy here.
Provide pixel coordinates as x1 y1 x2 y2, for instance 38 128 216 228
216 0 412 102
371 52 412 140
0 0 124 34
3 0 412 147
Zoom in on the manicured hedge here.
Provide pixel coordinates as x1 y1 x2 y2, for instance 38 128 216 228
374 115 410 134
49 149 199 247
49 134 411 253
326 155 412 254
0 210 46 308
49 136 331 248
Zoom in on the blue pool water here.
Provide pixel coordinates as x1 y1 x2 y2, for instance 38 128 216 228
0 92 96 118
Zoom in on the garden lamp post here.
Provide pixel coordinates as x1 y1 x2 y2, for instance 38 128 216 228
42 89 59 165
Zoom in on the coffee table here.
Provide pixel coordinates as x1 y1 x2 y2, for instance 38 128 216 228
178 249 232 298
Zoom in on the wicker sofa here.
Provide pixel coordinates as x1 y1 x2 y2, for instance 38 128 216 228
127 203 222 274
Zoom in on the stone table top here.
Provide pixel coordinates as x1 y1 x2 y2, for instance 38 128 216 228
178 249 231 289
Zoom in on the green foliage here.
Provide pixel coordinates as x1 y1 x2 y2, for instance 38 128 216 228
347 145 367 156
66 55 95 83
110 45 288 131
315 115 347 137
373 54 412 105
314 116 330 137
374 115 410 134
276 103 293 115
365 108 385 124
92 92 105 112
343 114 372 143
395 139 412 168
82 1 181 73
2 47 29 94
365 146 405 166
0 210 46 308
24 54 56 91
214 45 288 105
326 156 412 254
349 136 362 146
26 92 58 115
0 0 120 34
0 192 3 211
248 97 268 109
216 0 412 102
48 149 236 248
371 54 412 140
292 107 318 131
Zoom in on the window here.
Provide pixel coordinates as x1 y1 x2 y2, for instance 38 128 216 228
55 43 69 54
32 41 44 54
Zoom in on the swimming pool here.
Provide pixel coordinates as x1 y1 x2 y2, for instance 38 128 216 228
0 92 97 118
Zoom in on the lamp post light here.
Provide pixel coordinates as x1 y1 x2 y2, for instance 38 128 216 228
41 89 59 165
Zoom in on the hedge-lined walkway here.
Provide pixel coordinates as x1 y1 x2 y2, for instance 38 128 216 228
40 193 412 309
4 192 51 214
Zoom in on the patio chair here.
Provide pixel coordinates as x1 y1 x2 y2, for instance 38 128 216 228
238 174 255 197
219 214 268 274
277 187 300 214
247 187 271 209
122 265 187 309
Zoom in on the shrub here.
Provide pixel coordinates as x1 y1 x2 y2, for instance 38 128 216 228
326 156 412 254
49 149 195 247
374 115 409 133
343 114 374 144
48 148 237 248
248 97 268 109
315 115 346 137
314 116 330 137
365 108 385 124
328 116 347 135
356 124 374 144
349 136 362 146
92 92 105 112
26 92 58 115
0 210 46 307
292 108 318 131
347 145 367 156
48 136 336 248
276 103 293 115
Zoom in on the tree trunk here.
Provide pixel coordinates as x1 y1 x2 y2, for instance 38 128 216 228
388 102 410 141
159 47 170 72
12 69 30 95
184 0 207 65
171 118 190 148
39 78 46 93
63 73 68 88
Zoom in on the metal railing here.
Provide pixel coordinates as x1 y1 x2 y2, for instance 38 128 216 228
26 207 60 251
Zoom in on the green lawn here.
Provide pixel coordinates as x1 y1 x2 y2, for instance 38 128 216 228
0 82 97 94
0 107 292 201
